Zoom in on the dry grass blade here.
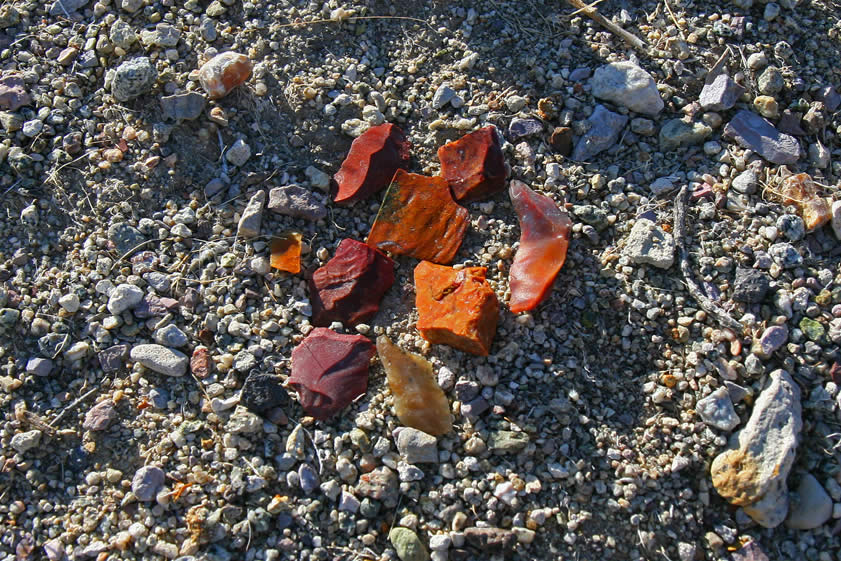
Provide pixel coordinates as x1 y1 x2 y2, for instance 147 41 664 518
565 0 647 52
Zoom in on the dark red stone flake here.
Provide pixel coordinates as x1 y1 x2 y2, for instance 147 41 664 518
289 328 376 420
333 123 410 205
309 239 394 327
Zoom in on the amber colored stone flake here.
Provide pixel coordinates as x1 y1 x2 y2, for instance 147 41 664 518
778 172 831 231
376 335 452 436
437 126 507 203
333 123 410 205
414 261 499 356
367 170 469 264
309 239 394 327
270 232 302 274
198 52 252 99
508 180 572 313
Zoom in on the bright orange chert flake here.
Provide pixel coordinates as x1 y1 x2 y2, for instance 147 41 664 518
778 173 831 231
437 126 507 203
367 169 469 264
414 261 499 356
270 232 303 274
376 335 452 436
198 52 252 99
508 180 572 313
333 123 410 205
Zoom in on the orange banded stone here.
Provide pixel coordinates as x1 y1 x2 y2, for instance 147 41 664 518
367 170 468 264
508 180 572 313
778 173 831 231
198 52 252 99
437 126 507 202
414 261 499 356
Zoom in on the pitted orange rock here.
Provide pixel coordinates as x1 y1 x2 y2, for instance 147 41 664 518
414 261 499 356
270 232 302 274
367 169 468 264
333 123 410 205
508 180 572 313
437 126 507 202
198 52 252 99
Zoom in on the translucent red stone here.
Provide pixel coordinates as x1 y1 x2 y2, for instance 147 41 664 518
367 170 469 264
508 180 572 313
414 261 499 356
309 238 394 327
437 126 507 202
289 328 375 420
333 123 410 205
198 52 252 99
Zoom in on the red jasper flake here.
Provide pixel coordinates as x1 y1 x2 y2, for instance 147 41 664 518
437 126 507 203
508 181 572 313
333 123 410 205
309 239 394 327
289 328 376 420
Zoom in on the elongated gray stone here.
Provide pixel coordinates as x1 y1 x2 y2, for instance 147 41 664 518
710 369 801 528
723 110 800 165
267 185 327 221
237 189 265 238
130 344 188 376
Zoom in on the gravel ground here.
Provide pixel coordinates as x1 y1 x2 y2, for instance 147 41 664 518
1 0 841 560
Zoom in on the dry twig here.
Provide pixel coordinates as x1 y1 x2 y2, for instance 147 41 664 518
673 186 745 334
565 0 647 52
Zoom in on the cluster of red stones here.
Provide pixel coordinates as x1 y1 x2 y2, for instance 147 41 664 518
284 123 573 422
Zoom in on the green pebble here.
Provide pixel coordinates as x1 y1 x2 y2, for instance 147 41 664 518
799 317 825 342
389 527 429 561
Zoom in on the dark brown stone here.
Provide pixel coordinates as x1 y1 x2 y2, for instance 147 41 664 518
289 328 376 420
437 126 507 202
309 239 394 327
549 126 573 156
333 123 410 205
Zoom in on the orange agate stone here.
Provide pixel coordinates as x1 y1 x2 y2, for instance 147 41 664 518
199 52 252 99
778 173 831 231
437 126 507 202
508 180 572 313
270 232 302 274
414 261 499 356
367 170 468 264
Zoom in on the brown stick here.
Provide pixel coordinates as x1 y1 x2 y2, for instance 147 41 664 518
565 0 647 52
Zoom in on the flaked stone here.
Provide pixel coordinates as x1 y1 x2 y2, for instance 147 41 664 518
289 328 375 420
508 181 572 313
414 261 499 356
376 335 452 436
367 170 469 264
270 232 302 274
437 126 506 202
711 369 802 527
333 123 410 204
310 239 394 327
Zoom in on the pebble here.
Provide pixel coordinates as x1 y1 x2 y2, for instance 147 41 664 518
699 73 745 111
507 117 543 140
659 119 712 151
624 218 675 269
154 324 189 347
696 387 740 431
26 357 53 377
237 189 265 238
241 371 288 415
132 466 165 502
831 200 841 241
107 283 144 314
267 185 327 221
130 344 189 377
160 92 206 121
395 428 438 464
226 138 252 167
753 325 789 359
590 61 663 116
732 268 770 303
389 527 429 561
731 169 757 194
432 83 456 109
83 400 117 431
723 110 800 165
11 429 42 454
786 473 833 529
111 57 158 102
768 242 802 268
571 105 628 161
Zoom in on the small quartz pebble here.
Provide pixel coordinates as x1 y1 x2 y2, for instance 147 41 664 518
198 52 252 99
333 123 410 204
270 232 303 274
367 170 469 264
377 335 452 436
310 239 394 327
777 173 831 231
437 126 507 202
289 328 375 420
414 261 499 356
508 181 572 313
